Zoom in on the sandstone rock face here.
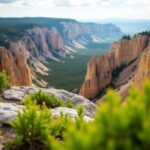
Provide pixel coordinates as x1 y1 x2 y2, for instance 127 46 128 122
80 55 112 99
109 35 148 70
0 47 32 86
9 27 65 60
25 27 65 59
3 86 97 118
135 45 150 88
80 35 150 99
5 27 66 86
47 29 64 50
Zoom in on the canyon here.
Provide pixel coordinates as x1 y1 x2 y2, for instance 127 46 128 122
0 18 122 87
80 34 150 100
0 18 150 102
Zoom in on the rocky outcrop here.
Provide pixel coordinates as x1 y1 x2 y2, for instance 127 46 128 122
0 84 97 125
61 21 122 44
6 27 66 86
135 45 150 88
0 103 92 125
51 107 93 121
109 35 148 70
0 47 32 86
0 18 123 87
47 29 64 50
0 103 23 124
3 86 97 118
80 35 150 99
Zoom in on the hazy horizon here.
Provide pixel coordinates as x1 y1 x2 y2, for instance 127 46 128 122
0 0 150 20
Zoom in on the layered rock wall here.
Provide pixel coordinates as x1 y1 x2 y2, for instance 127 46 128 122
80 35 150 99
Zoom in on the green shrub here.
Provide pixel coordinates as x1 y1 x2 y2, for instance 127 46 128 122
54 81 150 150
6 81 150 150
6 100 73 150
0 71 10 93
24 89 73 108
64 99 74 108
6 103 53 150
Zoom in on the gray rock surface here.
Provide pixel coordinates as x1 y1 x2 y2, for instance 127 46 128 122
51 107 93 121
0 103 93 125
0 103 23 124
3 86 97 117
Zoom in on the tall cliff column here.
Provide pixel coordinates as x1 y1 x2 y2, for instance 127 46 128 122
97 54 112 90
0 47 32 86
15 51 32 86
135 45 150 88
80 35 150 100
80 56 99 99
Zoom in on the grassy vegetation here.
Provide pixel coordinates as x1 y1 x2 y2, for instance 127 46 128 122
24 89 73 108
0 71 10 93
39 43 111 93
6 81 150 150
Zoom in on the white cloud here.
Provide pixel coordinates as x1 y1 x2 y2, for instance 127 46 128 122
0 0 150 19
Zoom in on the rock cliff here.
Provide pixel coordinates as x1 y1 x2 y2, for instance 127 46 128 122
0 18 123 87
135 45 150 88
80 35 150 99
0 47 32 86
61 21 122 44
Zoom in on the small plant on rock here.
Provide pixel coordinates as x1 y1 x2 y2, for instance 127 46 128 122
0 71 10 93
24 89 64 108
6 102 54 150
24 89 74 109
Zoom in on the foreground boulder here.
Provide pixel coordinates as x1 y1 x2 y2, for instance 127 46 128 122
3 86 97 118
0 103 93 125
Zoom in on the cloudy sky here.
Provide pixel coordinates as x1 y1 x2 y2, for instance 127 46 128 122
0 0 150 20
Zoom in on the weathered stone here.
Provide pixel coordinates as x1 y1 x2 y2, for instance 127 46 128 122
51 107 93 121
0 103 23 124
0 103 93 125
3 86 97 118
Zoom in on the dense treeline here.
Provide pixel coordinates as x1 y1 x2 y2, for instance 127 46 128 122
121 30 150 40
139 30 150 36
0 23 39 47
121 35 131 40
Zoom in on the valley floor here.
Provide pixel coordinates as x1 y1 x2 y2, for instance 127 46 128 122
38 43 111 93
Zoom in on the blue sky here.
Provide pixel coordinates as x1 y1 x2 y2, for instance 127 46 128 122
0 0 150 20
